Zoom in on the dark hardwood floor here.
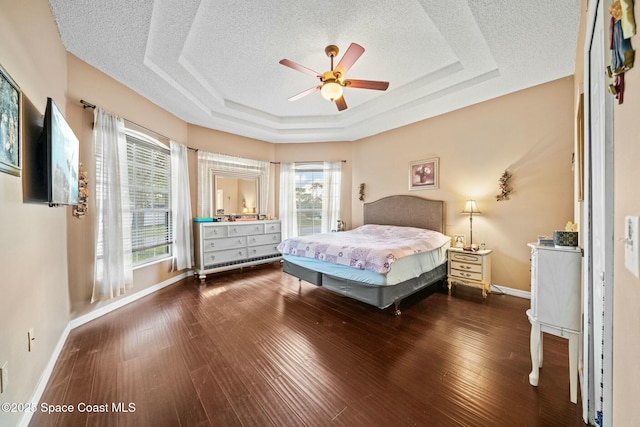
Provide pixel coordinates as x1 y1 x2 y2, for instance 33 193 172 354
30 263 586 426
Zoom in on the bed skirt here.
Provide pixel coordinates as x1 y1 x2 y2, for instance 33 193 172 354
283 259 447 310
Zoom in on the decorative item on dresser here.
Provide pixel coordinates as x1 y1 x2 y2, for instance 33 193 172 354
447 247 492 298
193 220 282 284
526 243 582 404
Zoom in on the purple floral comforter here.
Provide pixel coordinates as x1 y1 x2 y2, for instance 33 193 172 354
277 224 451 274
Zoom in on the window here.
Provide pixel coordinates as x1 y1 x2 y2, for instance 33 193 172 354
126 131 172 265
295 163 324 236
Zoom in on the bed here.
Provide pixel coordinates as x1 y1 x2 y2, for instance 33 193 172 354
279 195 450 315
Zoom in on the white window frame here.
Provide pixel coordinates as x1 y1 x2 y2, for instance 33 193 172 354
294 163 324 236
125 129 172 266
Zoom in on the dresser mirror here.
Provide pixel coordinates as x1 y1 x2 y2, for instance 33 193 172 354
213 173 261 217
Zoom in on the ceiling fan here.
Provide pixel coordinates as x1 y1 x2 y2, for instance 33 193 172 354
279 43 389 111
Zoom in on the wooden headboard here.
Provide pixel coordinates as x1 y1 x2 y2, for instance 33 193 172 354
363 195 445 233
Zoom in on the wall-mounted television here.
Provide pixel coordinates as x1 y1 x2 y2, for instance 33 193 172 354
24 97 79 206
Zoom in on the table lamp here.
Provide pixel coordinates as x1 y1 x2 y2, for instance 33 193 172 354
462 199 481 245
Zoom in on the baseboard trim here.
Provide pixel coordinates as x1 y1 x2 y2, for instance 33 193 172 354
18 324 71 427
490 284 531 299
69 272 190 330
18 271 190 427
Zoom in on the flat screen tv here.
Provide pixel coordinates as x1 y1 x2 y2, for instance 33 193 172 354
25 97 79 206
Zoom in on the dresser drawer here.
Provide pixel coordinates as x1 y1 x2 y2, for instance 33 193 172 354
203 236 246 252
203 248 248 266
451 252 482 265
248 233 281 246
248 244 280 258
203 225 228 239
450 268 482 282
228 223 264 236
450 260 482 273
264 222 281 233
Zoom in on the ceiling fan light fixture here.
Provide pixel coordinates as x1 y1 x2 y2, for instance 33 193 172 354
321 79 343 101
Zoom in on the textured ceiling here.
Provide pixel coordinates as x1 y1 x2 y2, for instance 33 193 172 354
49 0 581 143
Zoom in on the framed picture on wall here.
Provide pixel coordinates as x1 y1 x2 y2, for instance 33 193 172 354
0 63 21 177
409 157 438 190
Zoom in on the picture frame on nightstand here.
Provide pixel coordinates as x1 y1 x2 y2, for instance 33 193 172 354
453 234 465 248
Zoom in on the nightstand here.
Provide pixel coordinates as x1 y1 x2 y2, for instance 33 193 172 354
447 247 493 298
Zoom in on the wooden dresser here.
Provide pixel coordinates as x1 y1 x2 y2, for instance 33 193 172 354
193 220 282 283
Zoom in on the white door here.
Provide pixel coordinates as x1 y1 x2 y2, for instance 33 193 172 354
583 0 614 425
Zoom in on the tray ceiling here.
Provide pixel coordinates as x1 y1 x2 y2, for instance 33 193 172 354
49 0 581 143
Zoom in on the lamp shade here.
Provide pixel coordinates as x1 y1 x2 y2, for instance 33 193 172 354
321 80 343 101
462 199 481 214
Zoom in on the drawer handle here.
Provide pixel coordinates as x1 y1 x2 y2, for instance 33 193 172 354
238 239 242 244
251 238 256 243
238 251 243 255
210 242 215 248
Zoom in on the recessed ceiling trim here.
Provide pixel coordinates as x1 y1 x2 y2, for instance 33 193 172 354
143 56 214 115
49 0 582 143
178 54 225 107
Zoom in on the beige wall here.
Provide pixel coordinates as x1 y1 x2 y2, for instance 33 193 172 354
352 77 575 291
0 1 71 425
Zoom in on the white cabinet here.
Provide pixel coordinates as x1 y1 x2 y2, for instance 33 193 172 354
527 243 582 403
447 248 493 298
194 220 282 283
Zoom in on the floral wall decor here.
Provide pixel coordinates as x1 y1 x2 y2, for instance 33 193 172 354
359 183 366 201
73 163 88 218
496 170 512 201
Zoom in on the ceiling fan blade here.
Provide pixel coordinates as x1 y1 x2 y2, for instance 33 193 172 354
346 79 389 91
334 43 365 77
288 86 320 101
335 96 348 111
279 59 320 78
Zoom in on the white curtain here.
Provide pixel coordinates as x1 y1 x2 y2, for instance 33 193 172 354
279 162 298 240
92 109 133 302
170 141 193 271
197 151 270 217
321 161 342 233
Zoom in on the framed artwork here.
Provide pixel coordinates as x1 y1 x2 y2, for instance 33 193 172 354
409 157 438 190
0 64 21 176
